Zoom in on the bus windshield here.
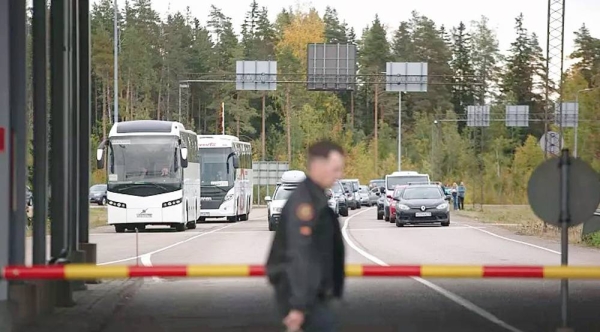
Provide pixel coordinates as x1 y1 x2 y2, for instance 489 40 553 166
107 136 182 195
387 175 429 189
200 147 234 187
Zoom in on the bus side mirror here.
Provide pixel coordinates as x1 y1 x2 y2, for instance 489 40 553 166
96 140 106 169
180 147 188 168
232 155 240 169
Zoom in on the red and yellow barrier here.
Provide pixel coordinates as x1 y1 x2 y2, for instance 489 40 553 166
3 264 600 280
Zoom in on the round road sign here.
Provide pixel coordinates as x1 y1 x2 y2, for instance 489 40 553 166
527 157 600 227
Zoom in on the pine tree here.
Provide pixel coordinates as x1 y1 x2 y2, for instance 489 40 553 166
569 24 600 87
323 7 347 43
469 16 501 103
450 21 476 121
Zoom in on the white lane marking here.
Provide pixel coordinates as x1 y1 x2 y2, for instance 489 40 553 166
349 226 485 231
140 251 163 283
98 223 236 265
342 207 525 332
454 222 560 255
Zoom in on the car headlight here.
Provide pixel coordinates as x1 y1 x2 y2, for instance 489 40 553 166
272 207 282 213
397 204 410 211
224 194 234 201
436 202 449 210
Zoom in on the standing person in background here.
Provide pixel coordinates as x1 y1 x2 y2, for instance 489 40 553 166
266 140 346 332
451 182 459 210
457 182 466 210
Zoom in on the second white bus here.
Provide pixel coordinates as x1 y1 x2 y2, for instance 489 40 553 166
197 135 253 222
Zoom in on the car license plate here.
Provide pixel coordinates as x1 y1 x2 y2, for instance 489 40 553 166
199 212 210 216
415 212 431 217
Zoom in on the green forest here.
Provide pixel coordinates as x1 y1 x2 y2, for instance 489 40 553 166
27 0 600 204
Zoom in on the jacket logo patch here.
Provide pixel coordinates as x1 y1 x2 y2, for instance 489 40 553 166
299 226 312 236
296 203 315 221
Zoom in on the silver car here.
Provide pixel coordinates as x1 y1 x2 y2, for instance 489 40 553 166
358 185 372 206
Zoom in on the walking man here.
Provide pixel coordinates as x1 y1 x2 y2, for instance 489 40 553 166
266 140 346 332
457 182 466 210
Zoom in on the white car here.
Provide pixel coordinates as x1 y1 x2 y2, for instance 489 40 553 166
358 185 371 206
326 189 339 217
265 170 306 231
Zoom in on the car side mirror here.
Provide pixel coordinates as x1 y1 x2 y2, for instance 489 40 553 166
180 146 188 168
445 195 451 201
265 196 272 202
379 186 386 193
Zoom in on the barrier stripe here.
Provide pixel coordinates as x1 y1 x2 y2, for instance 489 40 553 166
4 265 600 280
422 265 483 278
483 266 543 278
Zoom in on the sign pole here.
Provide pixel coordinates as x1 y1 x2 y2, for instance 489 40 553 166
559 148 570 329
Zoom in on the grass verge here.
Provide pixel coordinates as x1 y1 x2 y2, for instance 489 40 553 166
455 205 600 248
25 207 108 237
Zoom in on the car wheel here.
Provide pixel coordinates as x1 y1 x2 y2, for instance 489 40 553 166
441 221 450 227
395 220 405 227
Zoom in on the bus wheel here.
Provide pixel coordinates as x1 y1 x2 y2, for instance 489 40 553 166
114 225 126 233
239 214 248 221
186 221 197 229
227 216 237 223
174 223 186 232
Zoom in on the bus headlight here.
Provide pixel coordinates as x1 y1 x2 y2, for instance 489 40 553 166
223 194 234 201
162 198 182 207
107 199 126 208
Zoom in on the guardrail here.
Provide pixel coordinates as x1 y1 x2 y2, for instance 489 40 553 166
3 264 600 280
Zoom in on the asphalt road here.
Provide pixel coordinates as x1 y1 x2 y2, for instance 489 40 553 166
81 207 600 331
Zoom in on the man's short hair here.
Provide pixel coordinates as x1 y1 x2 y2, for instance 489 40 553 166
307 140 345 163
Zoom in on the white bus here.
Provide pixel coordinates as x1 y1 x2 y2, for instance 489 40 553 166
96 120 200 233
197 135 253 222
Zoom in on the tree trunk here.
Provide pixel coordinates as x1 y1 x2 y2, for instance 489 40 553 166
102 76 107 140
350 91 354 128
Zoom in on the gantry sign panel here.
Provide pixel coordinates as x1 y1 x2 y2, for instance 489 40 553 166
306 43 357 91
505 105 529 127
385 62 428 92
554 102 578 128
467 105 491 127
236 61 278 91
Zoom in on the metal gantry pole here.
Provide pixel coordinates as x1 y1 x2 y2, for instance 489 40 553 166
50 0 74 306
9 0 27 267
32 0 49 265
69 0 81 254
79 0 91 245
113 0 119 123
0 0 13 328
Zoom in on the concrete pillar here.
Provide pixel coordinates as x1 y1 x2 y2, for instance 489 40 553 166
68 250 88 291
80 242 100 284
8 283 37 326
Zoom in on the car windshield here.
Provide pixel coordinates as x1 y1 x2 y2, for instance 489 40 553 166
387 176 429 189
402 187 443 200
274 187 295 200
331 182 344 194
359 186 369 193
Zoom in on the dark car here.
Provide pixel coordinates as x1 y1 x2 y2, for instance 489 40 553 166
376 187 385 220
393 184 451 227
89 184 107 205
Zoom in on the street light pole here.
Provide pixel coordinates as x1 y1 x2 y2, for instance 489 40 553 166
113 0 118 123
398 92 402 171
